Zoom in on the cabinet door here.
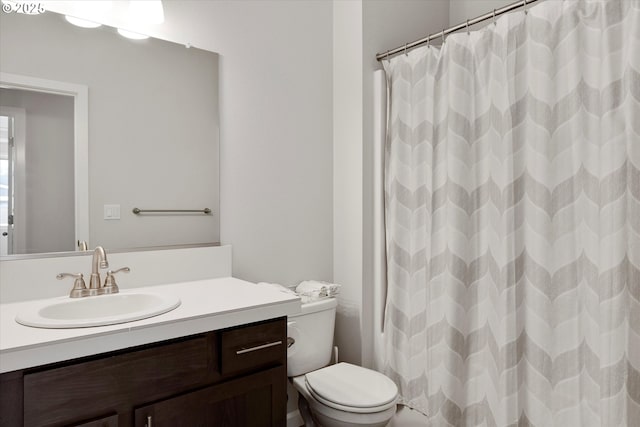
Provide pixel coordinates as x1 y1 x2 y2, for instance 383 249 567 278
72 414 119 427
22 333 215 427
134 366 286 427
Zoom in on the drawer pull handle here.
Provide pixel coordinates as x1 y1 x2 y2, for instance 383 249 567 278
146 415 153 427
236 340 283 355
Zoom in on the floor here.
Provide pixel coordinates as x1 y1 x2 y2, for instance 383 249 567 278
387 405 429 426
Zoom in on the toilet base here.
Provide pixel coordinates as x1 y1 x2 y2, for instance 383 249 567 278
298 394 392 427
311 409 392 427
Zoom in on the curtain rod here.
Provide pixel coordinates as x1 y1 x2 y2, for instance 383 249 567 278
376 0 541 61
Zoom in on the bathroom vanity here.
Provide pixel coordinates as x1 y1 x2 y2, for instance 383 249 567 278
0 277 300 427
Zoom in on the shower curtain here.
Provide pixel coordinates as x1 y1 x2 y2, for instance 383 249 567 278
381 1 639 426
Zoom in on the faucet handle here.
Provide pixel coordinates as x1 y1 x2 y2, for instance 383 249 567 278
103 267 130 294
57 272 87 298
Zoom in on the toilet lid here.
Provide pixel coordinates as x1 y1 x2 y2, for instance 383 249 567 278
304 363 398 410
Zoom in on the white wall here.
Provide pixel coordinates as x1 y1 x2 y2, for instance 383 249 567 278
42 1 334 286
201 2 334 287
333 0 364 366
449 0 515 28
181 1 334 287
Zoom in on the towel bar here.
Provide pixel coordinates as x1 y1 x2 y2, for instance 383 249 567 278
132 208 212 214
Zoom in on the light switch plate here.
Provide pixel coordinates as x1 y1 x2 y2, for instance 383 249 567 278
104 204 121 220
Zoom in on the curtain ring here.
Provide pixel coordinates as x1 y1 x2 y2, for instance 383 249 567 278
404 43 408 56
523 0 528 14
441 29 445 45
466 19 470 35
493 9 497 25
427 36 431 49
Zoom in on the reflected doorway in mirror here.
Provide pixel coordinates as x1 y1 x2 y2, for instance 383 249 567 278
0 73 89 255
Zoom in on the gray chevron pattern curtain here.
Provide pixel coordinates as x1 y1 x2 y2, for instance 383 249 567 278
381 1 640 426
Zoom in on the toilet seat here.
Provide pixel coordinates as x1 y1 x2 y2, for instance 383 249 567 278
304 362 398 413
292 375 398 426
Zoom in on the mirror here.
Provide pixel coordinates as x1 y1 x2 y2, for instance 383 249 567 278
0 9 220 257
0 84 81 256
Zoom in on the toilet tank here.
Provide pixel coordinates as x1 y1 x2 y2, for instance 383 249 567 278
287 298 337 377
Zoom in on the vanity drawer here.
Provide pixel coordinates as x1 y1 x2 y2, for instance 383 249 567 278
220 317 286 376
23 333 216 427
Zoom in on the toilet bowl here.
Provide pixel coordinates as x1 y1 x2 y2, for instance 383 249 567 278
287 298 398 427
292 362 397 427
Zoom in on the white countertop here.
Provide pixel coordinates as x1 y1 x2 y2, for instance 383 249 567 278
0 277 301 373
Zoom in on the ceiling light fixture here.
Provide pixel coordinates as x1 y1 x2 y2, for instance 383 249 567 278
64 16 102 28
117 28 149 40
128 0 165 25
62 1 113 29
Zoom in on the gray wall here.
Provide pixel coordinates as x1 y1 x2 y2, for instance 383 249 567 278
0 11 219 252
0 89 75 253
450 0 515 28
150 1 335 286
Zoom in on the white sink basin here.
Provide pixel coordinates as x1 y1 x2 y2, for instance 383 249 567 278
15 292 181 328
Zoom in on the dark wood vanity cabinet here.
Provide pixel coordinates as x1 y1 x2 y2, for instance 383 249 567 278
133 366 284 427
0 317 287 427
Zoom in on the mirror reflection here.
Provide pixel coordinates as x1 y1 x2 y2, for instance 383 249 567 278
0 89 75 256
0 10 220 257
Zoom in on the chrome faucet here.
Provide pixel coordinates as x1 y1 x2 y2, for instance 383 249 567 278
57 246 130 298
89 246 109 290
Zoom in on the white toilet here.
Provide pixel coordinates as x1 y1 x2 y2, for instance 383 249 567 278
287 298 398 427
